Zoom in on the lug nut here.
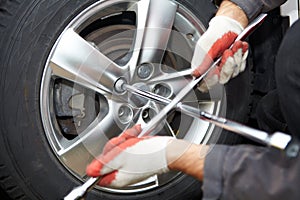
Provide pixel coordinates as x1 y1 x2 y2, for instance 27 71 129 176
137 63 153 79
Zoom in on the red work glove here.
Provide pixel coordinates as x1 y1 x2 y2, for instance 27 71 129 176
86 125 174 188
191 16 249 92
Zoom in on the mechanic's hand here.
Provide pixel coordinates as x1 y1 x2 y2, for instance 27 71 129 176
191 16 248 92
86 125 174 188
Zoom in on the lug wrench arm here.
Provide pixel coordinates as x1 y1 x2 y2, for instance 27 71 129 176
177 103 291 150
124 83 292 150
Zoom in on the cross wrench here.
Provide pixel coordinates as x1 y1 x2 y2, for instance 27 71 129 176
63 13 268 200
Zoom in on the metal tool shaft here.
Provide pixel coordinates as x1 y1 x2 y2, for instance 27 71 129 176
64 177 100 200
124 83 291 150
177 104 291 150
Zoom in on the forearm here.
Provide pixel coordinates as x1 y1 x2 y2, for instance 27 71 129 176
216 0 287 24
229 0 287 21
166 140 207 180
216 0 248 28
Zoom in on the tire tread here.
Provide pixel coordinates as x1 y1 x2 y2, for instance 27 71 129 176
0 1 33 199
0 164 26 199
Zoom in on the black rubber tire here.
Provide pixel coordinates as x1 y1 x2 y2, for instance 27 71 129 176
0 0 251 199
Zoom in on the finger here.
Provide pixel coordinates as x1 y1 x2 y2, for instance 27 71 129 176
219 49 235 84
86 158 104 177
102 137 126 156
198 74 219 92
208 31 238 59
231 41 248 61
232 48 243 77
219 59 235 84
101 137 145 176
239 49 249 73
233 61 246 78
98 171 118 187
88 135 145 178
241 41 249 54
232 42 248 77
231 40 243 54
239 42 249 73
103 124 142 155
99 170 152 188
218 49 234 68
86 147 121 178
192 32 238 78
198 65 220 93
192 55 214 77
120 124 142 139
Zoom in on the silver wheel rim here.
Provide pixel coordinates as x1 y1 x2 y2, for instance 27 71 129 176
40 0 224 194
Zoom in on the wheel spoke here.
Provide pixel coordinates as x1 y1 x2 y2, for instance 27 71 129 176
127 0 178 77
50 29 125 93
57 107 122 176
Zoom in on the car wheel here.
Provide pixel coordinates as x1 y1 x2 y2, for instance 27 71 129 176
0 0 253 199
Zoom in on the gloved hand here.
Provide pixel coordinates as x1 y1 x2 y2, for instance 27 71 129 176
191 16 249 92
86 125 174 188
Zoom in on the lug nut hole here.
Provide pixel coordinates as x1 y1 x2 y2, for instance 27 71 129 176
153 83 172 98
118 105 133 124
142 108 156 123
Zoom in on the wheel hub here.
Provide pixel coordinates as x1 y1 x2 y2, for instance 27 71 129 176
128 83 151 107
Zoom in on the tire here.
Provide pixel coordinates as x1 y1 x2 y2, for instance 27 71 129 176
0 0 252 199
